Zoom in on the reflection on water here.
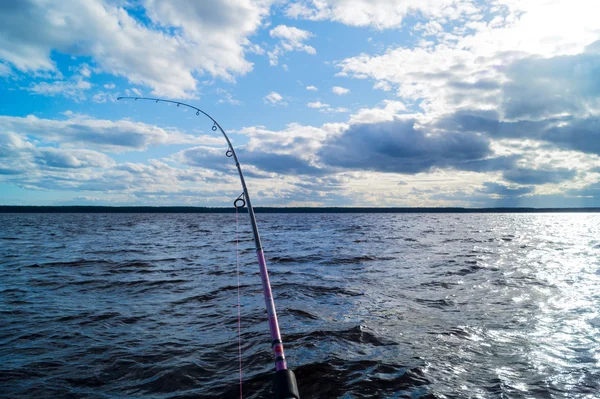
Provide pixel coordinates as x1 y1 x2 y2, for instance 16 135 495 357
0 213 599 398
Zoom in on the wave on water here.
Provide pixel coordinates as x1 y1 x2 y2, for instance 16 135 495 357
1 213 599 398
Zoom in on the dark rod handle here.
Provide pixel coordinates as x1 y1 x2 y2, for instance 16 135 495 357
274 369 300 399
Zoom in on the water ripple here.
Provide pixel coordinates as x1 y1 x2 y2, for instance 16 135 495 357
1 213 599 398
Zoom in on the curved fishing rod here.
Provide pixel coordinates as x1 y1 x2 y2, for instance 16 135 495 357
117 97 299 399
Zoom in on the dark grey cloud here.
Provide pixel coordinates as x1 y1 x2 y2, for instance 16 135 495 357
294 176 347 192
501 42 600 120
476 181 600 208
480 182 534 197
64 124 152 149
436 110 600 156
433 41 600 158
435 109 548 138
452 182 536 207
433 42 600 124
457 155 519 173
503 167 577 185
240 150 332 176
171 146 232 172
448 79 501 92
544 118 600 155
566 181 600 198
177 146 332 177
318 118 509 174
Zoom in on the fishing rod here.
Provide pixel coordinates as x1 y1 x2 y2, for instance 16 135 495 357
117 97 300 399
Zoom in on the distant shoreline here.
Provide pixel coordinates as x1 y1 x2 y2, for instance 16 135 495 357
1 206 600 213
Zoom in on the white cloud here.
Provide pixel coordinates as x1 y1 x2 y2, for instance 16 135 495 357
246 43 265 55
285 0 480 30
414 20 444 37
336 0 600 117
322 107 350 113
306 85 318 91
0 146 227 203
0 115 237 204
0 130 116 184
269 24 314 45
307 101 329 108
129 88 143 97
77 64 92 78
268 24 316 66
332 86 350 95
0 131 34 156
0 63 11 76
349 100 408 124
0 0 272 98
103 83 115 89
263 91 287 106
27 77 92 100
238 122 345 154
216 89 242 106
0 113 202 153
35 148 115 169
91 91 117 103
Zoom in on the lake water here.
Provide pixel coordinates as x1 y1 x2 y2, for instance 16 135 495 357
1 213 599 398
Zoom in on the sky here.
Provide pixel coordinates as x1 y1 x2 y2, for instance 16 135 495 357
1 0 600 207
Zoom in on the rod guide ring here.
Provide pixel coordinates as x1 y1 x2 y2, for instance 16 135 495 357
234 198 246 208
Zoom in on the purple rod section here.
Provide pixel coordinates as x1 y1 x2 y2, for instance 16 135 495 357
257 249 288 371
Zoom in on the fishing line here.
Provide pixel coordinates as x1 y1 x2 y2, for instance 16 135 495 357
236 205 243 399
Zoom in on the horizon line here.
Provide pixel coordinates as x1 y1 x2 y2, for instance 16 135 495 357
2 205 600 213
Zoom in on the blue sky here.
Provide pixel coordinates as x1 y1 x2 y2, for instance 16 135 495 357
1 0 599 207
